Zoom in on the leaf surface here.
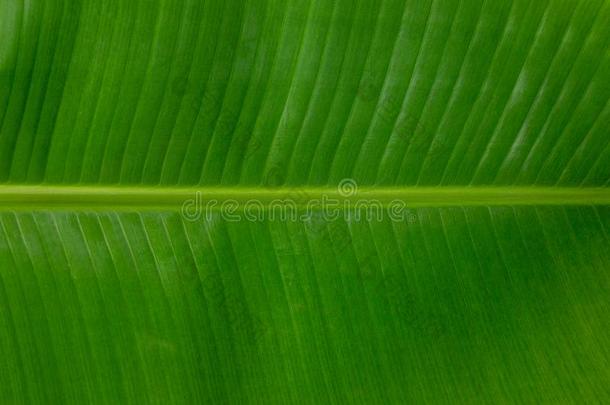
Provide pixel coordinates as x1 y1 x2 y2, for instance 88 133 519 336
1 0 609 403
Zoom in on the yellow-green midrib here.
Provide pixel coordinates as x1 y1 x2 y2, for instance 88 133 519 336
0 185 609 209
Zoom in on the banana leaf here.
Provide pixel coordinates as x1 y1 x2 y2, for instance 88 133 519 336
1 0 609 403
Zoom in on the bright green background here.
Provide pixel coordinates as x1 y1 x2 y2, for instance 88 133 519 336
1 0 609 403
1 0 609 186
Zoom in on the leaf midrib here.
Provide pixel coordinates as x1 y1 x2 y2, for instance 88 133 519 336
0 185 609 209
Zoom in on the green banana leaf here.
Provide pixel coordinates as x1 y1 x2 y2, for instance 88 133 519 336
1 0 609 403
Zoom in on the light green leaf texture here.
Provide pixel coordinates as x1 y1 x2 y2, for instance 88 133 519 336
1 0 609 403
